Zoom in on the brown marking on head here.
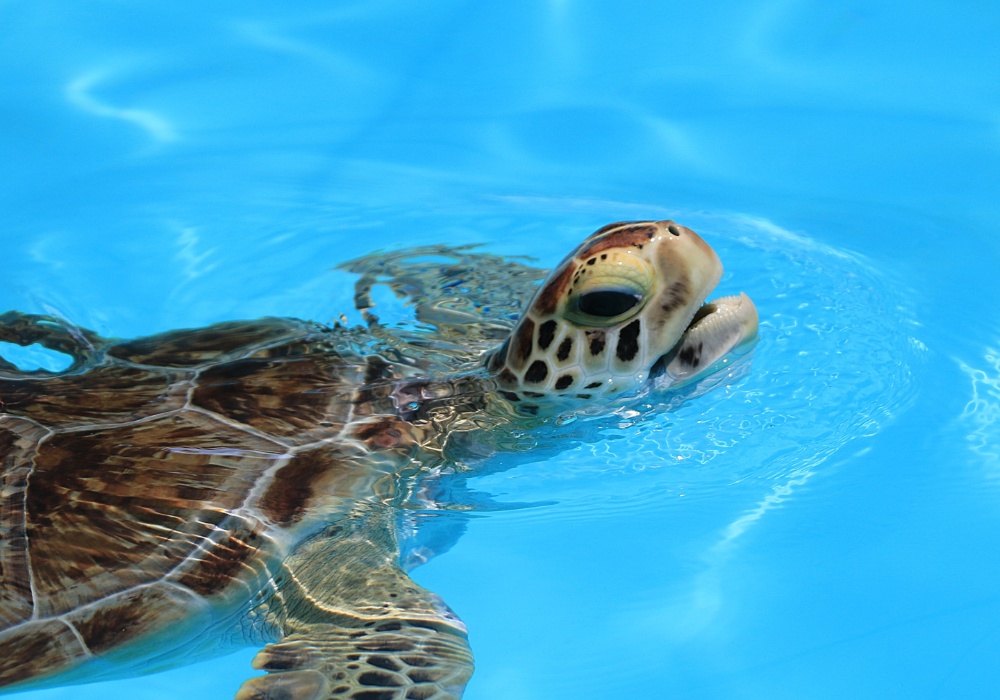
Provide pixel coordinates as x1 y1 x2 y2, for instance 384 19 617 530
508 318 536 370
533 264 574 316
578 223 659 258
587 221 640 238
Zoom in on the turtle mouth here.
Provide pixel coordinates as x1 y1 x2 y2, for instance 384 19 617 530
648 308 710 381
648 293 759 384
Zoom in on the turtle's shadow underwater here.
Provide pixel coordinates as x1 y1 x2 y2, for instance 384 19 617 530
0 221 757 700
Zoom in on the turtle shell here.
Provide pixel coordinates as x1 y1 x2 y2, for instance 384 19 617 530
0 316 420 686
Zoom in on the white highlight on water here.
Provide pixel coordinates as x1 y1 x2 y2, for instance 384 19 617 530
66 70 177 142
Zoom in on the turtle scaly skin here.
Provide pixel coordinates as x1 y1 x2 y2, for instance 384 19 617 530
0 221 757 699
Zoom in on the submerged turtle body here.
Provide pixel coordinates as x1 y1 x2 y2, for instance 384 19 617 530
0 220 759 699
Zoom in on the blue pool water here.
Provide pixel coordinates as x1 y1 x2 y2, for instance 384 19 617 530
3 2 1000 698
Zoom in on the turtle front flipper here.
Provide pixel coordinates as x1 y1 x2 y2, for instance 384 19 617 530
238 509 473 700
340 245 545 347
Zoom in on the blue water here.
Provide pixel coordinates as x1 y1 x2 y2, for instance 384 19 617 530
3 1 1000 698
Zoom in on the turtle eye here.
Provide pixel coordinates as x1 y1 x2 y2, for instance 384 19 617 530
562 253 653 327
577 290 642 318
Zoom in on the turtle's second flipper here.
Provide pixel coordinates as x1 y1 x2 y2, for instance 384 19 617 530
238 508 473 700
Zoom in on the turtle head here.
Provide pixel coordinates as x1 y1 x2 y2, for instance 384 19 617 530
486 220 758 411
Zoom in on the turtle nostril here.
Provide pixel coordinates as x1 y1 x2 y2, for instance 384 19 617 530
667 224 682 237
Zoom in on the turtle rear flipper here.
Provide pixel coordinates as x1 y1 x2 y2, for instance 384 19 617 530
238 509 473 700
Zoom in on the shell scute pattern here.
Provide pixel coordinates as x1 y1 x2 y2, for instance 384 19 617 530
0 364 188 428
191 353 352 445
26 412 281 618
108 318 317 368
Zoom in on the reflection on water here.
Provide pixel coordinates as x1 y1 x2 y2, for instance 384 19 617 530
66 69 178 143
957 347 1000 475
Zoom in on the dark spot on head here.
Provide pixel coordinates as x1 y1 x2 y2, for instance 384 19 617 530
520 404 539 415
554 375 574 390
524 360 548 384
587 257 596 265
585 381 602 389
500 390 521 402
534 265 574 315
600 254 607 260
538 320 557 350
556 337 573 362
586 330 606 356
576 393 592 399
659 279 691 316
616 319 641 363
667 223 683 236
523 391 544 398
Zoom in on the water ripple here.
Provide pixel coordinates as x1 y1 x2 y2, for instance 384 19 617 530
66 69 178 143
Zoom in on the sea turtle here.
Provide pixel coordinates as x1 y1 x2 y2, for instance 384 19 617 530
0 220 758 699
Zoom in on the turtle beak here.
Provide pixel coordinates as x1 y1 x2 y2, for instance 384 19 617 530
654 293 759 384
